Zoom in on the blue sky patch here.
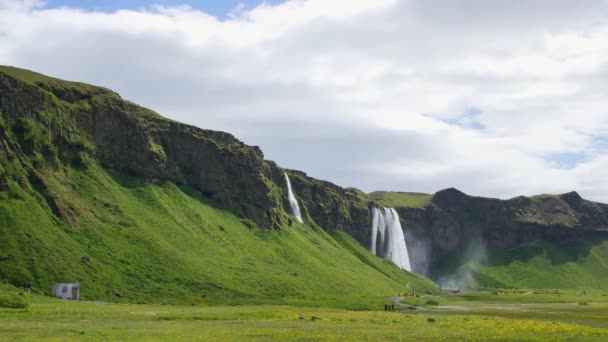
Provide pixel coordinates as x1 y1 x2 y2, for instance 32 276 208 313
436 107 485 130
592 134 608 151
546 151 590 169
43 1 284 18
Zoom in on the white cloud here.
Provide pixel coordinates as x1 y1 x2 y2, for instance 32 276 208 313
0 0 607 201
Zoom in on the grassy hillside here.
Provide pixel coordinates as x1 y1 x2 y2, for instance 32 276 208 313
0 157 436 308
0 65 439 307
368 191 432 208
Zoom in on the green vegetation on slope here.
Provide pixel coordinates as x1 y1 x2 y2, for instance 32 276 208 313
368 191 432 208
478 239 608 290
527 194 580 226
433 239 608 291
0 65 162 122
0 156 435 308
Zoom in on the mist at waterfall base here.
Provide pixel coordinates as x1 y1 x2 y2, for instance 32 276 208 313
284 173 303 223
436 237 488 290
370 207 412 272
403 231 432 277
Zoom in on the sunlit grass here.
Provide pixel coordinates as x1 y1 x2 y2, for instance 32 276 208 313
368 191 432 208
0 293 607 341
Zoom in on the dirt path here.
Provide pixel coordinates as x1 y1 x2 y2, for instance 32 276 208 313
388 296 418 310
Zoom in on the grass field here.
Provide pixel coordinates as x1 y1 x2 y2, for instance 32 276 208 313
1 290 607 341
368 191 433 208
402 290 608 328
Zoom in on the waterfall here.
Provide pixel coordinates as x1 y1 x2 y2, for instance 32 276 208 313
370 207 412 272
284 173 303 223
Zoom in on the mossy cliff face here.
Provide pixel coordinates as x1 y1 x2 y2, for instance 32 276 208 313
79 100 282 228
281 170 373 242
390 188 608 276
0 67 283 228
0 66 375 235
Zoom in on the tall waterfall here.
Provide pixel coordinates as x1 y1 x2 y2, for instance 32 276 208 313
370 207 412 271
284 173 303 223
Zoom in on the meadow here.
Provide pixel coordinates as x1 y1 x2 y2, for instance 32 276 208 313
1 289 607 341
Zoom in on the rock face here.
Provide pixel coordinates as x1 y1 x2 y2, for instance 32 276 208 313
283 170 373 242
79 100 281 227
0 66 369 232
0 67 283 228
394 188 608 276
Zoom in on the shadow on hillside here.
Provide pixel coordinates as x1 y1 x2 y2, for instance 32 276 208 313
431 232 608 287
105 168 149 188
105 167 231 213
487 233 607 267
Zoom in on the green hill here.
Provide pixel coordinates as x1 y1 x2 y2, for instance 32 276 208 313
0 66 436 308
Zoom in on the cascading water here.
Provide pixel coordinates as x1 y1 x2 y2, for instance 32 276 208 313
370 207 412 272
284 173 303 223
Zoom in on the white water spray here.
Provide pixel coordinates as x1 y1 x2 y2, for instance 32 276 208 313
370 207 412 271
284 173 303 223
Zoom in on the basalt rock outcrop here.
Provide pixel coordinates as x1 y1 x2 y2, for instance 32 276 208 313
0 67 286 228
282 170 372 242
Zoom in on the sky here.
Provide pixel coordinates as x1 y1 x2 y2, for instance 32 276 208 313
1 0 607 201
41 0 283 18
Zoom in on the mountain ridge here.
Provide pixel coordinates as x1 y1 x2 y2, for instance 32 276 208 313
1 65 607 294
0 65 437 305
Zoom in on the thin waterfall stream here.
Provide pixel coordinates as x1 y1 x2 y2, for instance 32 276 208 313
284 173 303 223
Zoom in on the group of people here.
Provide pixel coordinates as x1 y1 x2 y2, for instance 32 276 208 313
22 281 32 293
399 292 419 297
384 304 396 311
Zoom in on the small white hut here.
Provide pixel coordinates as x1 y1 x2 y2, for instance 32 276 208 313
52 283 80 300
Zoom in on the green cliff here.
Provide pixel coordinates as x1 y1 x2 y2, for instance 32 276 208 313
0 66 436 307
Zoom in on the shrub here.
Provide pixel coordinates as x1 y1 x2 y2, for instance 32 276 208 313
425 299 439 306
578 302 589 306
0 293 29 309
20 117 47 149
